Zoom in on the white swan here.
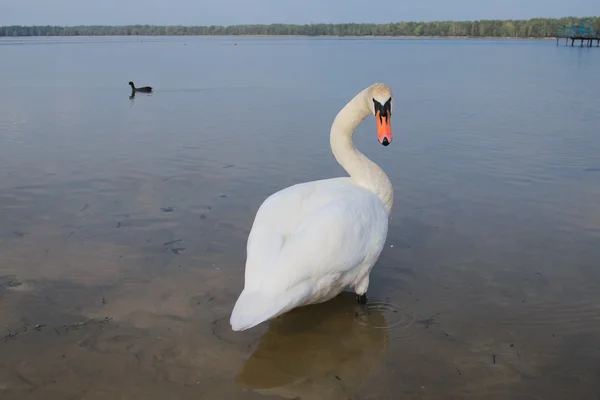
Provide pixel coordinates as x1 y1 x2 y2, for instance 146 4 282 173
230 83 394 331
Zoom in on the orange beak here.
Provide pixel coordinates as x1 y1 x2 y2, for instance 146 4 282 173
376 111 392 146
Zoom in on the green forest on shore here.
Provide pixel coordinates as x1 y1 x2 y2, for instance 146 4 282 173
1 17 599 38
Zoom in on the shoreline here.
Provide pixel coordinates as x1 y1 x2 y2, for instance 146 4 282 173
2 17 596 41
0 34 556 40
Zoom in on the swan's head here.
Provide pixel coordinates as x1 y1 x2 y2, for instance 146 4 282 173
368 84 393 146
128 81 134 87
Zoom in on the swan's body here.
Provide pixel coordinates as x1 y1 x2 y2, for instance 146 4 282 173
128 81 152 93
230 83 394 332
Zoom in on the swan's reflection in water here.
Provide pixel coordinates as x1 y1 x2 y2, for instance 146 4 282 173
236 292 389 400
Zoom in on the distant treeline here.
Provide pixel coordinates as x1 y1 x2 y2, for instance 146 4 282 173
1 17 599 38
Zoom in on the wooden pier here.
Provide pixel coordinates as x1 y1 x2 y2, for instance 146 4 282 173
556 20 600 47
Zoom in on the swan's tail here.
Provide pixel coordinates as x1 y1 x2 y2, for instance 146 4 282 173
230 283 312 331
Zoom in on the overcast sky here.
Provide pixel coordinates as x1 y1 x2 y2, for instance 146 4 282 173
1 0 598 26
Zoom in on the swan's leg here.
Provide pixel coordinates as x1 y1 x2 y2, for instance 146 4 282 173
356 293 368 304
355 275 369 304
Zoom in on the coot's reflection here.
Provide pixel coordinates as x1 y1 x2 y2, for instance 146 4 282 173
236 292 389 400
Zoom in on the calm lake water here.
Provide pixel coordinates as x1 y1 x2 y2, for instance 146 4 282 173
1 36 600 399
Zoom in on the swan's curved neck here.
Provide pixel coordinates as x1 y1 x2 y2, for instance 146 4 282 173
329 89 394 215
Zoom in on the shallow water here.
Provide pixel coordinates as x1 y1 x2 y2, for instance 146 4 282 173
1 36 600 399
